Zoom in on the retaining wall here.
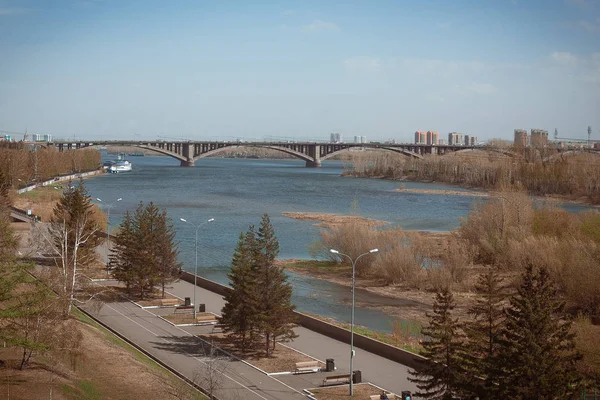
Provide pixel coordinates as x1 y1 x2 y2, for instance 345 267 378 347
179 271 426 369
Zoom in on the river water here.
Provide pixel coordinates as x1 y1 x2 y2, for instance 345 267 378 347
84 153 593 333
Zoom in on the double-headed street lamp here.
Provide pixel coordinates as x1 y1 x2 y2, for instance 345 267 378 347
179 217 215 320
97 197 122 275
330 247 379 396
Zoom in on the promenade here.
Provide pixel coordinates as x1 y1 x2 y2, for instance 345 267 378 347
83 278 419 399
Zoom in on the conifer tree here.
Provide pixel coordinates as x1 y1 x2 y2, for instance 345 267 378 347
111 202 180 299
409 287 468 400
221 230 261 350
255 213 297 356
496 264 581 399
463 266 505 398
49 180 103 315
111 210 137 292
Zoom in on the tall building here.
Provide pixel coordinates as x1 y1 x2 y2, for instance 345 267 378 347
448 132 463 145
43 134 52 142
514 129 527 147
464 135 478 146
426 131 439 145
32 134 42 141
414 131 426 144
530 129 548 148
330 132 341 143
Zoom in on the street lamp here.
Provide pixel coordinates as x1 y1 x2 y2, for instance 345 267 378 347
97 197 122 276
330 247 379 396
180 217 215 320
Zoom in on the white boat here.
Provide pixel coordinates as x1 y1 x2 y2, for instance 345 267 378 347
109 160 132 173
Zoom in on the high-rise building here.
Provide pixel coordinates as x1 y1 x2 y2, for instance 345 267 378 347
330 133 341 143
44 134 52 142
514 129 527 147
427 131 439 145
414 131 427 144
360 136 367 144
32 134 42 141
530 129 548 148
448 132 463 145
464 135 478 146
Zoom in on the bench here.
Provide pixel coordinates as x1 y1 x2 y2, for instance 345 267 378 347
160 298 181 307
294 360 320 374
370 394 396 400
322 374 351 386
174 305 194 313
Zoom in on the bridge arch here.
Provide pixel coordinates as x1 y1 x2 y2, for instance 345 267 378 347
320 146 423 161
451 147 518 158
194 144 313 164
136 145 187 162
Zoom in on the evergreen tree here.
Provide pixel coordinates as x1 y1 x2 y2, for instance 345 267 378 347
496 264 581 399
111 210 137 292
155 209 182 298
111 202 181 299
255 213 297 357
409 287 468 400
463 266 505 399
49 180 103 315
221 230 261 350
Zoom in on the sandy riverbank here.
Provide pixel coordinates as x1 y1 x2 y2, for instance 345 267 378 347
395 188 488 197
282 212 389 227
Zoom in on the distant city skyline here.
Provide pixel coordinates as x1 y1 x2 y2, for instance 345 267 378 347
0 0 599 142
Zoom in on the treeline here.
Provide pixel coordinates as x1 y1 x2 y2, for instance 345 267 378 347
0 141 101 187
411 265 583 399
343 149 600 203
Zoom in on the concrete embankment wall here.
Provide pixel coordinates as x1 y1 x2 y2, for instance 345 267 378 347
17 169 104 194
179 271 426 370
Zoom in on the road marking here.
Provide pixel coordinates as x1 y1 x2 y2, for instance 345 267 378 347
104 303 271 400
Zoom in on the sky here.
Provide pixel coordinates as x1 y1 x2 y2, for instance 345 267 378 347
0 0 599 142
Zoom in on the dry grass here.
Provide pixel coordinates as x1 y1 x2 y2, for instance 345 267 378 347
0 318 190 400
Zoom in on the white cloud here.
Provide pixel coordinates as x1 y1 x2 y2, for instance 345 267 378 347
577 17 600 33
548 51 600 84
303 20 340 32
551 51 579 66
343 57 381 72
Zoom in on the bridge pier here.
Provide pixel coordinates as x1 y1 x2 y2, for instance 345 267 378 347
305 160 322 168
180 159 195 167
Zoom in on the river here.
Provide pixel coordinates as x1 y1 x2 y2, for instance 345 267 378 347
84 153 593 333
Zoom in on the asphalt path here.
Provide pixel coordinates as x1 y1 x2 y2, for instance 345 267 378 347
164 279 419 395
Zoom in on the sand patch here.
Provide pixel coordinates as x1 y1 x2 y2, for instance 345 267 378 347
282 212 388 227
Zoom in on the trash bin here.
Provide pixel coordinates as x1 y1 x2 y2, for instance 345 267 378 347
198 303 206 313
401 391 412 400
326 358 335 372
184 297 191 306
352 370 362 384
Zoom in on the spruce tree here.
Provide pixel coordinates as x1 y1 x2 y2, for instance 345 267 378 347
49 180 103 315
463 266 505 399
496 264 581 399
255 213 297 357
111 202 180 299
110 210 137 292
221 230 261 350
409 287 468 400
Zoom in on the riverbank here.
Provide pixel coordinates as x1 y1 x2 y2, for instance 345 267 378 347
282 211 389 227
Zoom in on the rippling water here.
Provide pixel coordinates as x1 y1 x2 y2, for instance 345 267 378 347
83 153 594 332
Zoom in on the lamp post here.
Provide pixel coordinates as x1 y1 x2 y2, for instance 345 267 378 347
180 217 214 320
329 247 379 396
97 197 122 276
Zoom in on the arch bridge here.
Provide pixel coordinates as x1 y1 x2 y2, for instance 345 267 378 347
50 140 484 167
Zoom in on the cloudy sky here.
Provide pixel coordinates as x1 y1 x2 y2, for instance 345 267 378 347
0 0 598 142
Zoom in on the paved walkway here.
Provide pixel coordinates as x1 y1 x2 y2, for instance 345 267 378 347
85 278 419 398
